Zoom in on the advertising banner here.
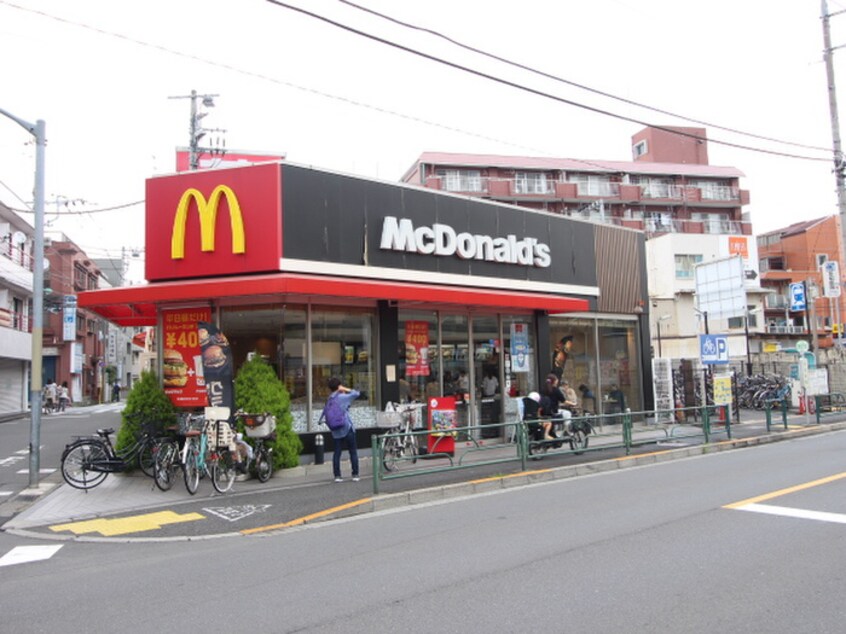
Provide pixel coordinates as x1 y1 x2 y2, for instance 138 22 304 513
198 320 235 418
510 323 529 373
427 396 456 455
62 295 77 341
405 320 430 377
162 307 211 408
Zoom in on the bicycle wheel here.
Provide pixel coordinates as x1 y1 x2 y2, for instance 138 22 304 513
403 433 418 464
381 435 401 471
137 438 157 478
183 441 200 495
153 440 179 492
211 449 236 493
61 441 110 490
255 444 273 483
569 429 589 455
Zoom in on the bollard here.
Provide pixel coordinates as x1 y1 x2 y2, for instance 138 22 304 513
314 433 325 465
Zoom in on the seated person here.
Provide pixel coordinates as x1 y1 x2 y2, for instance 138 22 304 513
561 379 580 421
606 384 626 415
578 384 596 414
541 373 569 437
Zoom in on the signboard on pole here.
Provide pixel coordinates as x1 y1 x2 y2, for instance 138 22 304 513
822 261 841 298
651 357 673 423
790 282 806 312
700 334 729 365
62 295 77 341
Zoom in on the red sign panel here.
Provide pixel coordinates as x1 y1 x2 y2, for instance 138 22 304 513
162 307 211 408
145 163 282 281
405 320 430 377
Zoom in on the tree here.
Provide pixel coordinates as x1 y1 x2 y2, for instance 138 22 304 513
234 354 302 469
115 370 177 467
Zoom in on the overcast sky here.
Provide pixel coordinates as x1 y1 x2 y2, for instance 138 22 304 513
1 0 844 269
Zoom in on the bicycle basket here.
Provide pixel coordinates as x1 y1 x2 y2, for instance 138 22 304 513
179 413 204 435
375 411 403 429
244 415 277 438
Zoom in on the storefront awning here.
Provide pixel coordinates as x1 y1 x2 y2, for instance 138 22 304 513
79 273 591 326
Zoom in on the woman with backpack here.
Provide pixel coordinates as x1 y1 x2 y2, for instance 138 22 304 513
319 377 361 483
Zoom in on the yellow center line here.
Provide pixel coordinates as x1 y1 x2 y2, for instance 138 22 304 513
241 497 373 534
468 468 553 484
723 471 846 509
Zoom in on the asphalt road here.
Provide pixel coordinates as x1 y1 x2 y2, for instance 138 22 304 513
2 427 846 633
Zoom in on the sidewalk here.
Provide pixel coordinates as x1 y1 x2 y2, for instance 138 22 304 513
4 409 842 537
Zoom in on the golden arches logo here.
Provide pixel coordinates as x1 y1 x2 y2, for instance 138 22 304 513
171 185 246 260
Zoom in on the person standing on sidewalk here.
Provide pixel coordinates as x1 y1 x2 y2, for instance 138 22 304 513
319 377 360 482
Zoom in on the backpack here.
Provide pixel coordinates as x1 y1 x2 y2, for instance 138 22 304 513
323 395 347 430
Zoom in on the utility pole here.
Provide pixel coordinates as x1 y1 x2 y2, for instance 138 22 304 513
821 1 846 316
168 90 226 170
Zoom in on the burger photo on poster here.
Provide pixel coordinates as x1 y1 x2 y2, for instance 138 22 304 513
202 344 228 373
163 349 189 387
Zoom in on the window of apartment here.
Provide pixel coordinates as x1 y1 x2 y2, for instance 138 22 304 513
645 211 673 232
73 264 87 290
569 173 614 197
515 171 548 194
632 140 648 159
692 212 728 234
817 253 829 267
436 169 482 193
691 179 733 201
631 175 673 198
675 254 702 279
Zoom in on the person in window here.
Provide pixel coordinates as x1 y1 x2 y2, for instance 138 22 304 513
606 384 626 416
481 368 499 397
578 384 596 415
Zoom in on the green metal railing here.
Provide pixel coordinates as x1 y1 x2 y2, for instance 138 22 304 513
370 403 730 493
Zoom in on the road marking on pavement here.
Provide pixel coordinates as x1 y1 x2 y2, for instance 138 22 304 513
723 471 846 525
50 510 205 536
0 491 13 497
0 545 63 567
241 498 373 535
735 503 846 524
15 468 55 475
203 505 271 522
469 468 552 484
723 471 846 508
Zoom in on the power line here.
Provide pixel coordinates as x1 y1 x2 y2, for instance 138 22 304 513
335 0 831 154
265 1 831 163
11 200 144 215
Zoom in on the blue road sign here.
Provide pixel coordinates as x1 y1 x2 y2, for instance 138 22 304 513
790 282 806 312
700 334 729 365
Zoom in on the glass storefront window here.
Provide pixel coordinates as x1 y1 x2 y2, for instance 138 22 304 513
503 316 536 424
473 314 501 438
597 319 642 414
398 310 438 405
441 313 470 430
310 308 376 431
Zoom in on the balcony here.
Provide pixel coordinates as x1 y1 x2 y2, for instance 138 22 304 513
766 324 807 335
764 294 790 309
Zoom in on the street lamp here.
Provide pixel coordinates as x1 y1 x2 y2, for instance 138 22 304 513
655 314 671 357
744 307 762 377
0 106 46 488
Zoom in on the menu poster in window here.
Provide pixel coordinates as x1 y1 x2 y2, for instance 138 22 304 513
198 320 235 419
510 323 529 373
405 320 430 377
162 307 211 408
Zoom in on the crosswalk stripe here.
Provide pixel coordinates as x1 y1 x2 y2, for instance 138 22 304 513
0 545 63 567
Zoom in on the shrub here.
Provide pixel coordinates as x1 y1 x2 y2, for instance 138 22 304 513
234 354 302 469
115 371 177 468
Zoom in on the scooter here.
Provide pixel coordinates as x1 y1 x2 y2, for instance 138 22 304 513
526 411 591 457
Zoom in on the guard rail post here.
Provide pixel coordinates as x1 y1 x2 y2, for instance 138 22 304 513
814 396 822 425
371 435 380 495
765 402 773 432
723 404 732 440
518 422 527 471
702 404 710 443
623 410 632 455
780 398 789 429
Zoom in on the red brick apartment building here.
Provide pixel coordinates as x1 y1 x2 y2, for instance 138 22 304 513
758 216 846 350
402 126 751 239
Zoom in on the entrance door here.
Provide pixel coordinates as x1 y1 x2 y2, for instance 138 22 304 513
473 315 501 438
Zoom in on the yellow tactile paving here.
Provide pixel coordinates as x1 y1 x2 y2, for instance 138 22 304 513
50 510 205 536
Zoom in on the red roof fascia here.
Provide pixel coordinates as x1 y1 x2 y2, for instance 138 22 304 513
79 273 589 326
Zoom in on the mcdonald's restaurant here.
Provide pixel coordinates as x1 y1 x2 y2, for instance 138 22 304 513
79 161 652 445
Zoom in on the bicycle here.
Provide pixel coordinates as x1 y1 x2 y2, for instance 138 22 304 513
152 412 203 492
235 411 276 483
376 402 421 471
61 413 173 490
182 408 238 494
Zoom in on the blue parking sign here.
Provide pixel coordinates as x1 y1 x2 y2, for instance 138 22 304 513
700 334 729 365
790 282 806 312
